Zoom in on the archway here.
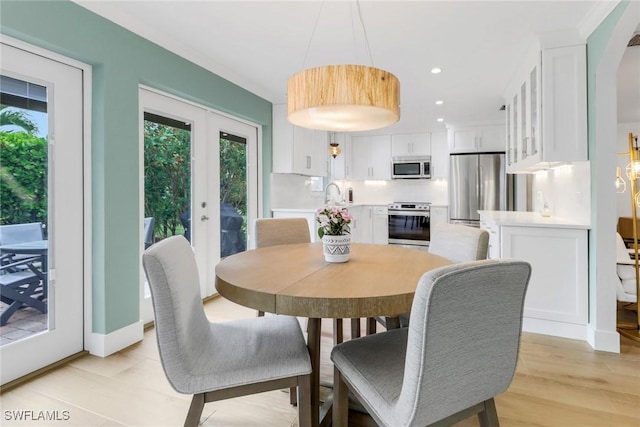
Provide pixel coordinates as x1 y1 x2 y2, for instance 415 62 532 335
591 2 640 352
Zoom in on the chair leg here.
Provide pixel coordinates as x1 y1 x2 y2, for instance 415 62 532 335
333 318 344 345
366 317 377 335
385 316 401 330
351 318 361 338
478 398 500 427
290 386 298 406
184 393 204 427
332 367 349 427
257 310 265 317
297 374 312 427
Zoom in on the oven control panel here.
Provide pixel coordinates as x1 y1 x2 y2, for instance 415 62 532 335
388 202 431 211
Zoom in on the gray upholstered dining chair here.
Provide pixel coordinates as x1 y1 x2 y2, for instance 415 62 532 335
253 217 312 405
142 235 312 427
376 222 490 330
429 222 490 263
254 217 311 318
332 259 531 427
254 217 311 249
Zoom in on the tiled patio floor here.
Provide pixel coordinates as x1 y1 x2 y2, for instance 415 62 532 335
0 302 47 346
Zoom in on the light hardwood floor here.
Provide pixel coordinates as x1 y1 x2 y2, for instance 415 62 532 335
1 296 639 426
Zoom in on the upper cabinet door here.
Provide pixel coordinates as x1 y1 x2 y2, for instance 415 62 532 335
448 125 505 153
272 104 328 177
391 133 431 157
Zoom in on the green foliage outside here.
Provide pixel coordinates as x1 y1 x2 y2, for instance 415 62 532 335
143 121 191 239
220 137 248 238
0 104 39 135
0 131 47 226
144 121 248 243
0 107 248 247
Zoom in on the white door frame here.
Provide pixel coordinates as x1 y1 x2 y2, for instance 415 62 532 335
139 86 262 322
0 35 92 384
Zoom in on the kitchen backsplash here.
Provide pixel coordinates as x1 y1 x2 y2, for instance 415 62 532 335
270 173 449 209
531 161 591 224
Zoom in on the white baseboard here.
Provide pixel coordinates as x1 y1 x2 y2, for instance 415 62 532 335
522 317 587 342
86 321 144 357
586 325 620 353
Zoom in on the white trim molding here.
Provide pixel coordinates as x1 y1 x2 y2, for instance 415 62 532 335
86 321 144 357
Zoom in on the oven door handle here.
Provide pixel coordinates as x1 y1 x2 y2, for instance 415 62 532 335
388 210 430 217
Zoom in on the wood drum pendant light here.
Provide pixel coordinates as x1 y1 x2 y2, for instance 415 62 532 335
287 64 400 132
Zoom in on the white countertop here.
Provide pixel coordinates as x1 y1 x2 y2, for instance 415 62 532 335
478 210 590 229
271 208 319 213
272 204 382 213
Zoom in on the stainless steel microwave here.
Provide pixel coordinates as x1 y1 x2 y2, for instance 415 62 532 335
391 156 431 179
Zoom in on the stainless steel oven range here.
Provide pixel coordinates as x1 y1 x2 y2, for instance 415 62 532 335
387 202 431 249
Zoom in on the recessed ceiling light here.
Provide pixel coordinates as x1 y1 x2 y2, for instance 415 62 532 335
435 100 444 105
431 67 442 74
437 118 444 122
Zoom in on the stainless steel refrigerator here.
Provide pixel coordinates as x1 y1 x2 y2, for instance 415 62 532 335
449 152 507 226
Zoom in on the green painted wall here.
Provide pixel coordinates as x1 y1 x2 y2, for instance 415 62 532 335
587 2 629 154
0 0 273 334
586 1 629 325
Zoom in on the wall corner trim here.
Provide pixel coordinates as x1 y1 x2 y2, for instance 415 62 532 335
86 321 144 357
587 325 621 353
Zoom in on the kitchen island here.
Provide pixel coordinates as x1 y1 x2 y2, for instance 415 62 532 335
479 210 590 342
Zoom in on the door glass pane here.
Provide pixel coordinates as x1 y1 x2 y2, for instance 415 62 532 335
0 75 49 344
220 131 247 257
144 112 192 247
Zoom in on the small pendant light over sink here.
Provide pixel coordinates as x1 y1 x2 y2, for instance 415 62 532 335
287 64 400 132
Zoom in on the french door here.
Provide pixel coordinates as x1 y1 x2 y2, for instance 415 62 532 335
0 41 85 384
139 88 259 323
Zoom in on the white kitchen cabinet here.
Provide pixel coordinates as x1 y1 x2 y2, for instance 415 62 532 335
272 104 328 177
372 206 388 244
505 44 587 173
328 132 348 180
479 218 500 259
429 206 448 232
350 135 391 180
448 124 505 153
478 210 589 340
429 131 448 180
501 225 588 327
349 205 369 243
349 205 387 244
391 133 431 157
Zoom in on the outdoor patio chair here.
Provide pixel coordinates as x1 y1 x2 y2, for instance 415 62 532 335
0 255 47 326
0 222 45 265
144 217 155 249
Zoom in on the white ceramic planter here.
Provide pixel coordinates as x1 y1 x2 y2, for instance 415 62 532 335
322 234 351 263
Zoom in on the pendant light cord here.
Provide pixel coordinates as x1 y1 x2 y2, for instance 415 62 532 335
301 1 325 70
356 0 375 66
301 0 374 69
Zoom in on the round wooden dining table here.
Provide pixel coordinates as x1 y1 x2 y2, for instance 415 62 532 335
215 242 451 427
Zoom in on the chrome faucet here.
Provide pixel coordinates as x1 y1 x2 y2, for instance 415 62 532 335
324 182 342 205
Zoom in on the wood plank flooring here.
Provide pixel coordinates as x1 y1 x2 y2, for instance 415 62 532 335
1 296 638 426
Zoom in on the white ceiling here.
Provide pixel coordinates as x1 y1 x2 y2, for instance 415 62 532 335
75 1 637 133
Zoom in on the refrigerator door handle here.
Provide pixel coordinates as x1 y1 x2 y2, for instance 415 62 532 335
478 165 483 209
